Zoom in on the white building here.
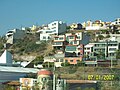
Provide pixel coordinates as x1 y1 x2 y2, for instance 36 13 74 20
85 20 108 30
96 34 120 43
111 18 120 25
0 50 12 66
87 41 119 59
40 33 51 41
84 44 95 57
6 29 26 44
38 21 67 41
86 26 106 30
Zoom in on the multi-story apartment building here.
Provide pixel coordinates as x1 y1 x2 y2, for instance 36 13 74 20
6 29 26 44
65 44 84 57
38 21 67 41
84 41 119 60
52 32 89 65
52 35 66 50
65 32 82 45
84 44 94 57
52 32 90 55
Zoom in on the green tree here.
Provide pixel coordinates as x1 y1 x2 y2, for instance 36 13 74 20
0 43 4 49
84 87 90 90
66 26 71 30
34 56 44 65
100 30 109 34
77 61 85 66
95 51 105 60
89 87 95 90
61 62 70 67
116 50 120 59
97 35 104 40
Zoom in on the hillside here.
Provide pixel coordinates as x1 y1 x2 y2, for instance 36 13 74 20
5 34 53 61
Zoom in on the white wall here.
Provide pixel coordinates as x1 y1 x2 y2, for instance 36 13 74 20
48 21 66 34
0 50 12 66
39 21 66 41
40 34 51 41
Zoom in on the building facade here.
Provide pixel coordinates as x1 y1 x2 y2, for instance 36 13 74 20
6 29 26 44
85 20 108 30
84 41 119 60
38 21 67 41
64 57 82 64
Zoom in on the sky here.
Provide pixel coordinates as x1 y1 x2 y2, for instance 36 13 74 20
0 0 120 36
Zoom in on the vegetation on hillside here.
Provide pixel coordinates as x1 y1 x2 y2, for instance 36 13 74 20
8 34 50 55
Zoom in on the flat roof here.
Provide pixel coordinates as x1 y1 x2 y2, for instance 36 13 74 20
0 66 39 73
85 44 94 48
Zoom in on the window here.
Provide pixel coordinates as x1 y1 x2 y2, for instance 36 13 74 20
56 59 59 62
78 48 82 50
70 60 73 62
48 36 50 39
46 31 53 33
54 42 62 45
87 48 90 50
43 36 46 39
109 48 116 51
69 36 74 39
41 77 47 82
77 36 80 39
66 46 76 51
52 23 56 26
52 27 56 29
109 44 117 46
53 30 56 32
65 60 68 62
60 59 63 62
59 37 63 40
95 44 99 47
55 37 58 40
74 41 77 44
110 53 115 56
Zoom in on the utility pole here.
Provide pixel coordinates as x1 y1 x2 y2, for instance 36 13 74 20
111 57 112 68
53 62 56 90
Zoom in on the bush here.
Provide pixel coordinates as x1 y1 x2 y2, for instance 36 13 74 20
61 62 70 67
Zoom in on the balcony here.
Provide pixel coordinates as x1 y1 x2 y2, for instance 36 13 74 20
52 42 63 46
54 35 65 42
